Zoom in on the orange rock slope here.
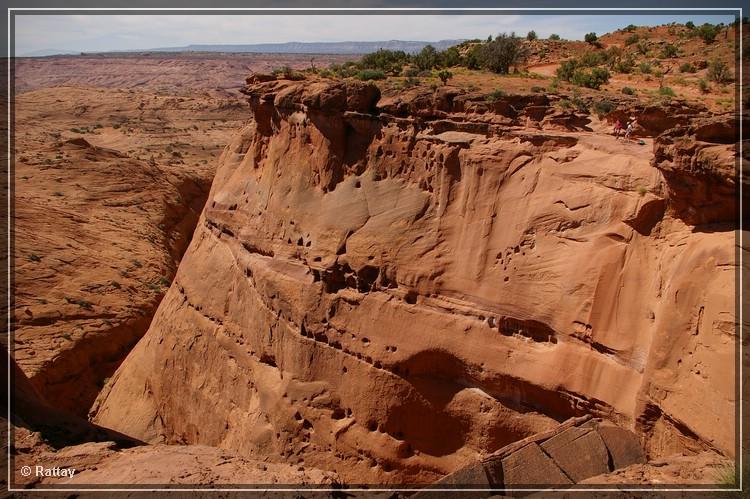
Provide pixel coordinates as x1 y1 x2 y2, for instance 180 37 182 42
91 76 741 484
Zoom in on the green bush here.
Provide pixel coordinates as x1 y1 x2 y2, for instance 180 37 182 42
486 88 506 101
685 21 695 29
698 78 709 93
622 86 635 95
437 69 453 85
636 40 650 55
527 30 537 41
679 62 696 73
414 45 439 70
438 47 462 68
625 34 639 46
625 24 637 32
531 85 544 93
556 59 578 81
707 59 731 83
697 23 720 43
592 99 615 117
463 45 482 70
639 61 652 74
579 51 606 67
659 86 675 97
356 69 386 81
584 32 598 44
478 33 529 74
571 92 589 113
403 67 420 77
571 67 610 90
271 65 293 77
360 49 410 72
613 56 635 74
549 34 561 41
660 44 679 58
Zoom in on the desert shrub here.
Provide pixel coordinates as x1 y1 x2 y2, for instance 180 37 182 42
559 98 572 109
329 62 358 78
636 40 650 55
622 86 635 95
486 89 506 102
112 123 121 129
478 33 529 74
403 67 420 77
531 85 544 93
697 23 720 43
571 67 610 89
707 59 731 83
625 34 640 46
437 47 461 68
318 69 333 78
549 34 561 40
579 51 606 67
685 21 695 29
527 30 538 41
613 56 635 74
639 61 652 74
271 65 293 76
592 99 615 117
571 91 589 113
548 78 560 92
698 78 710 93
360 49 410 72
584 32 598 44
556 59 578 81
679 62 697 73
463 45 482 70
437 69 453 85
659 86 675 97
660 44 679 58
414 45 439 70
625 24 637 32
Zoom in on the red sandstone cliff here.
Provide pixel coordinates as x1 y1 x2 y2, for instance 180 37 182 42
90 77 740 484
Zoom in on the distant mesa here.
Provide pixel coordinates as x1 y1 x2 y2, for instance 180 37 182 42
19 40 466 57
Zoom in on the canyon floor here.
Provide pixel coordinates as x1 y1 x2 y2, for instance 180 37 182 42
7 28 747 497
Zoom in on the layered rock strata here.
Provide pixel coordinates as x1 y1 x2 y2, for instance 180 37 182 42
92 78 738 484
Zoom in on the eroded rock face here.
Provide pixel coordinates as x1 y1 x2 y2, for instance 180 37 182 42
92 79 737 484
652 113 745 225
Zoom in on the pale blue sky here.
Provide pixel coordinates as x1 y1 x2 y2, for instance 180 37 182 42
14 13 736 56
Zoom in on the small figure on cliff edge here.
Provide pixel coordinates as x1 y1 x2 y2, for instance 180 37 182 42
624 120 634 142
613 118 623 139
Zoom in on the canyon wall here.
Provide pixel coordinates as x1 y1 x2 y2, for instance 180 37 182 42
91 78 739 484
